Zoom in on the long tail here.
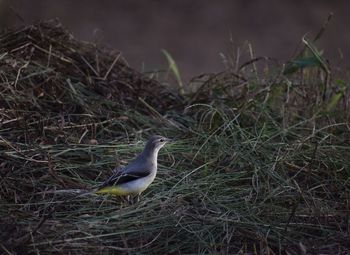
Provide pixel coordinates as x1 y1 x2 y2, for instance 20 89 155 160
37 188 97 196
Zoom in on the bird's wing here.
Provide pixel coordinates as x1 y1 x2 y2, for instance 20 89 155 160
99 166 150 188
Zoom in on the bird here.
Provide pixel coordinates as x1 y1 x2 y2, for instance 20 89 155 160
34 135 171 229
95 135 171 198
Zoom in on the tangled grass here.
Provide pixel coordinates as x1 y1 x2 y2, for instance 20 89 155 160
0 20 349 254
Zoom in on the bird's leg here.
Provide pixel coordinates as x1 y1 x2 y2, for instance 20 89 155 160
120 196 128 206
125 195 131 205
128 195 137 205
136 193 141 203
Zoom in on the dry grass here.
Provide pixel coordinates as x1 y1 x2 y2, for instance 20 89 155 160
0 20 349 254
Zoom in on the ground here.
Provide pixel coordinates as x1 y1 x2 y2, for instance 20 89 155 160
0 21 349 254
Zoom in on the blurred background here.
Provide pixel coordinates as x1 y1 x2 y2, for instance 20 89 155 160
1 0 348 82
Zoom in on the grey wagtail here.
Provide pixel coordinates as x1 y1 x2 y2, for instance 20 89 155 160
33 136 170 232
96 135 171 196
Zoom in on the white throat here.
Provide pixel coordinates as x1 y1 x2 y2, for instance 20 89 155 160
149 145 164 173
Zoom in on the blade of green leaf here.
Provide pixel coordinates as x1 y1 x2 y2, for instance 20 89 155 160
162 49 184 95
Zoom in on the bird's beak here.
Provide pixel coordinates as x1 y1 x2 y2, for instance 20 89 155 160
165 138 174 143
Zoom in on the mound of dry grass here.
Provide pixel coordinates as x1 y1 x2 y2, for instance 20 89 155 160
1 20 349 254
0 20 179 140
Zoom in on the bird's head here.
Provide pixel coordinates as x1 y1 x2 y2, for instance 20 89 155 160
144 135 171 153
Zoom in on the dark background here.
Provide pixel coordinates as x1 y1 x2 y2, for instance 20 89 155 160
1 0 348 82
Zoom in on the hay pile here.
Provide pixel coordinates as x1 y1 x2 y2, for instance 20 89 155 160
0 20 181 252
0 20 179 141
1 20 350 254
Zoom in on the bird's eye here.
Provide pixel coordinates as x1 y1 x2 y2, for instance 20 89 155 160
159 139 164 142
